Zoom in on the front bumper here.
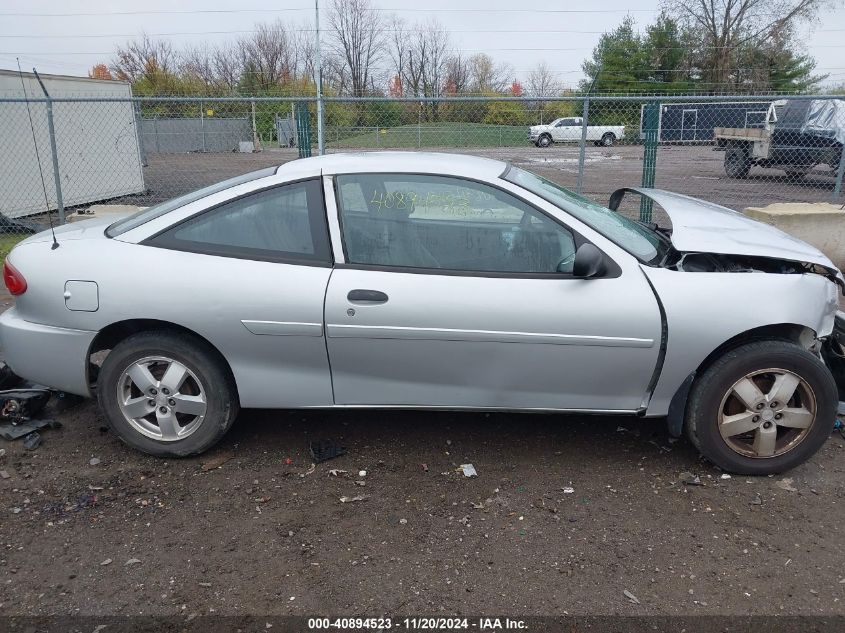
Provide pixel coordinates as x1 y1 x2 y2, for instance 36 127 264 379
0 308 95 396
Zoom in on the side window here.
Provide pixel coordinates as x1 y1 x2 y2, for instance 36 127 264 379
149 179 331 263
335 174 577 274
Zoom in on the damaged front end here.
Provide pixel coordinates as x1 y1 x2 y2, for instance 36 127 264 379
609 186 845 291
821 312 845 409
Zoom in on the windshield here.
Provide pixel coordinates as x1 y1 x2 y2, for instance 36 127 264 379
502 166 666 264
106 167 277 237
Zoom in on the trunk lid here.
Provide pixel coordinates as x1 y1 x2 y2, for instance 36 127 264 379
17 214 128 246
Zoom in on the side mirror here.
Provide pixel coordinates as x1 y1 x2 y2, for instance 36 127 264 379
572 243 606 278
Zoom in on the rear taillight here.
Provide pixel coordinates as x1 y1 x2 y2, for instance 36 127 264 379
3 259 27 295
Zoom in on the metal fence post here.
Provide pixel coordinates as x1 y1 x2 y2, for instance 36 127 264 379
200 100 206 152
640 101 660 222
576 97 590 195
834 147 845 202
133 101 147 167
33 72 65 224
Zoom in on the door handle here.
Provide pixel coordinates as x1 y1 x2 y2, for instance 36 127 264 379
347 289 389 303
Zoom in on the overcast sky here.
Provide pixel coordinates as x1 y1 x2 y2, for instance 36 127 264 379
1 0 843 88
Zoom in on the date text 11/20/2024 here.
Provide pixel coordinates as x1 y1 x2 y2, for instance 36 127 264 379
307 617 528 630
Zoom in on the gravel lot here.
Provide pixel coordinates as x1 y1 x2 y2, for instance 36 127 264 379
124 144 843 222
2 383 845 618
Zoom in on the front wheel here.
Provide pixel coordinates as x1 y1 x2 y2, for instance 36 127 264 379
98 330 239 457
685 340 836 474
537 134 552 148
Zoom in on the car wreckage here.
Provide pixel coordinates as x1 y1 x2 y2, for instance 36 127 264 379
2 152 844 474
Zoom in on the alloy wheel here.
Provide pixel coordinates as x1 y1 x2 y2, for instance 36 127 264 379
117 355 207 441
718 368 817 458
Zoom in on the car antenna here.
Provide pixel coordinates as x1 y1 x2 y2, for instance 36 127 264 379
16 60 59 250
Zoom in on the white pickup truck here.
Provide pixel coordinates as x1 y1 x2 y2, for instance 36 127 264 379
528 117 625 148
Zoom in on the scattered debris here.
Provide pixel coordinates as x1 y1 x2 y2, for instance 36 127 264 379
100 558 113 566
679 472 703 486
420 463 429 472
720 474 732 480
201 451 234 471
0 448 5 458
399 518 408 525
1 417 61 442
458 464 478 478
0 363 20 389
776 478 798 492
353 480 366 487
358 470 367 478
309 439 346 464
328 469 348 477
562 486 575 494
89 457 101 466
301 463 316 477
623 589 641 604
0 470 9 479
339 495 368 503
198 582 212 588
751 494 763 506
23 431 42 450
124 558 141 566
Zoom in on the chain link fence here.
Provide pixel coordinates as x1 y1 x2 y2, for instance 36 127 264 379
1 94 843 257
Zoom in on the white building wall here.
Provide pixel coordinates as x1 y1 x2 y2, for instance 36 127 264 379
0 70 145 218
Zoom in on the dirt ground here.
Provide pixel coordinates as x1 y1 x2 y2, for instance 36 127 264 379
1 281 845 619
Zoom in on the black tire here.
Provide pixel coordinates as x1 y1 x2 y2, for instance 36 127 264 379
98 330 239 457
601 132 615 147
725 147 751 178
537 134 552 148
685 340 837 475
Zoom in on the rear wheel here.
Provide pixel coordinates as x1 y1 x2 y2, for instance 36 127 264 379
725 147 752 178
537 134 552 148
685 340 836 474
601 132 616 147
98 330 239 457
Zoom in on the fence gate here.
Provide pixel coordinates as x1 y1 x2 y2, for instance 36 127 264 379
295 102 312 158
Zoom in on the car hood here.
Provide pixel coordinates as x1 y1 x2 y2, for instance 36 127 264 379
610 187 843 279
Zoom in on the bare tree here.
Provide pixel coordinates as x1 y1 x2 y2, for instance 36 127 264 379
526 61 562 123
662 0 830 87
212 44 242 91
180 44 216 89
237 20 300 90
468 53 511 93
327 0 386 96
527 61 560 98
444 54 470 94
111 34 178 82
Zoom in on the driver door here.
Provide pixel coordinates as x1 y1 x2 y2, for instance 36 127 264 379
323 173 662 411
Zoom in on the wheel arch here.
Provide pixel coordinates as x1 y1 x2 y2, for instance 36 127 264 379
665 322 816 436
88 319 237 393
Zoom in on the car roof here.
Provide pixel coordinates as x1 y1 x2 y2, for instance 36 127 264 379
274 151 508 181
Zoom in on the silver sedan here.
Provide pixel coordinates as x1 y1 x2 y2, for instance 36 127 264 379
2 152 844 474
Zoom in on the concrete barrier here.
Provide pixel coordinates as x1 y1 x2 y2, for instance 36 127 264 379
743 202 845 270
